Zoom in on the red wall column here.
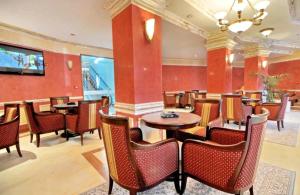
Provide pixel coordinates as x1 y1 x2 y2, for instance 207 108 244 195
244 46 270 91
244 56 268 90
112 4 163 122
206 33 236 95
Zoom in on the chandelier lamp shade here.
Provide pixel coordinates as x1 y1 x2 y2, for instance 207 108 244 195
214 0 270 33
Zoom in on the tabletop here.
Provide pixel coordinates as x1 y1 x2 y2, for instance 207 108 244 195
53 103 78 109
141 112 201 130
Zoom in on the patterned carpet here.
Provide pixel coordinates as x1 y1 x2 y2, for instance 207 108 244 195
225 120 300 147
81 163 295 195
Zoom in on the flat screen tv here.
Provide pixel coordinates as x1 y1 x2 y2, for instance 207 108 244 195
0 43 45 75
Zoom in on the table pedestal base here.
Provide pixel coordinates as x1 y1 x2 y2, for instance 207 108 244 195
61 131 80 138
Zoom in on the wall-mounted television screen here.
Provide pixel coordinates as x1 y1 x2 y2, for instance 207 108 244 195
0 43 45 75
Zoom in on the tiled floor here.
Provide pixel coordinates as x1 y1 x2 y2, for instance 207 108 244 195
0 111 300 195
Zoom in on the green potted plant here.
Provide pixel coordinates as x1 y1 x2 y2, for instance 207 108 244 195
257 73 287 102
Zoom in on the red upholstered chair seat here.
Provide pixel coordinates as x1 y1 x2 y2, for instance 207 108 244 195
255 94 289 131
180 108 269 195
100 113 180 195
0 104 22 157
177 99 222 141
24 101 65 147
65 97 109 145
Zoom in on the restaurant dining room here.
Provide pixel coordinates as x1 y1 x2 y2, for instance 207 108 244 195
1 0 300 195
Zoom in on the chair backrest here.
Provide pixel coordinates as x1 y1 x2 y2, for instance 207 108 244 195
193 99 220 127
245 91 262 101
100 113 141 189
221 94 243 121
76 100 102 132
278 94 289 120
3 104 19 123
24 102 39 133
101 96 110 114
232 108 269 190
163 92 178 108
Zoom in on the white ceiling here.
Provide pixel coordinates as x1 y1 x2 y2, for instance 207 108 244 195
0 0 299 62
0 0 113 49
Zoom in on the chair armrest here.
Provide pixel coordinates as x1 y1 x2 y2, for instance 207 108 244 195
35 112 65 132
129 127 143 143
132 139 179 186
208 127 246 145
182 139 245 188
207 116 223 128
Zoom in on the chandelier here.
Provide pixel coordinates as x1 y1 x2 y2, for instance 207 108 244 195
214 0 270 33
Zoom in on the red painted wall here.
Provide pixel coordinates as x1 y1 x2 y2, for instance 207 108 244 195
0 51 83 102
269 60 300 89
207 48 232 93
162 65 207 91
232 67 244 91
112 5 162 104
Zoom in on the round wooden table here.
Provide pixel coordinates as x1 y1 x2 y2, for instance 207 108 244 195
141 112 201 139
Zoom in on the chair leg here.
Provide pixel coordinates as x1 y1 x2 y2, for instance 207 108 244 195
80 133 83 146
180 175 188 195
239 120 241 130
249 186 254 195
281 120 284 128
65 129 69 141
174 171 180 194
36 134 41 147
16 143 22 157
129 190 137 195
108 176 113 194
6 147 10 153
277 121 281 131
30 133 33 143
55 131 58 135
97 128 102 139
227 120 229 124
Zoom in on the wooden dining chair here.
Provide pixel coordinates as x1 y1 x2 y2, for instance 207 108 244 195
222 94 252 129
245 91 262 106
0 104 22 157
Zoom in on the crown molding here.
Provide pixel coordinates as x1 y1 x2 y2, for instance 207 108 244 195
0 22 113 57
105 0 207 38
206 31 236 51
162 58 206 66
269 51 300 64
243 44 271 58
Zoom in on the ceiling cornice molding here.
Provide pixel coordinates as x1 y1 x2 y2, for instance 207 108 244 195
206 31 236 51
183 0 216 22
0 22 113 57
104 0 131 18
269 51 300 64
163 58 206 66
243 44 271 58
105 0 207 38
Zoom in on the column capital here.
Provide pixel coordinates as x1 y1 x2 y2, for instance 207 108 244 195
243 44 271 58
105 0 167 18
206 31 237 51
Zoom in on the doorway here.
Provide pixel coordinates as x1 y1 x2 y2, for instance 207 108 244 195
81 55 115 105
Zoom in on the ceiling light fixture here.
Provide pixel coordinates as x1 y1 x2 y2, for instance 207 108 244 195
260 27 274 37
214 0 270 34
